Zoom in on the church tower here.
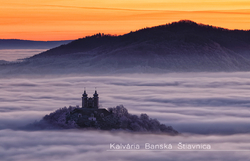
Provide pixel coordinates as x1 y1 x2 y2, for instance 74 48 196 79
82 88 88 108
93 89 99 109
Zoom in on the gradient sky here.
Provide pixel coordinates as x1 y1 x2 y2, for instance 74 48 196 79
1 0 250 40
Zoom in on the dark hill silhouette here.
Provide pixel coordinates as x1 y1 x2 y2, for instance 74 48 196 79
28 105 178 135
2 20 250 74
32 20 250 58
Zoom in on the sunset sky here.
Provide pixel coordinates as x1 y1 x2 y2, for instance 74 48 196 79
1 0 250 40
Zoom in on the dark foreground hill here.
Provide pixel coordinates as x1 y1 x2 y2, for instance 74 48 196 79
2 20 250 75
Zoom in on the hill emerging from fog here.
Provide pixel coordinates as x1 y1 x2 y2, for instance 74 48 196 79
2 20 250 74
27 105 178 135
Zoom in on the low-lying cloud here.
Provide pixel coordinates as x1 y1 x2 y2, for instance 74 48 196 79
1 73 250 134
1 72 250 160
1 129 250 161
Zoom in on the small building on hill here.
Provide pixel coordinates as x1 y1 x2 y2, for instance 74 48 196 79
82 89 99 108
70 89 111 124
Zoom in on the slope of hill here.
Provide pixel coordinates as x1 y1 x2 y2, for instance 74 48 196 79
28 105 178 135
2 20 250 75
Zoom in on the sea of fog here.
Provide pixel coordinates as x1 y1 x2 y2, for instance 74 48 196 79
1 73 250 160
1 49 250 160
0 49 46 61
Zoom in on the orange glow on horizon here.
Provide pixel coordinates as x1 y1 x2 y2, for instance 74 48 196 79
1 0 250 40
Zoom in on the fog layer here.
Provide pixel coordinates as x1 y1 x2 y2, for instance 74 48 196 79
1 129 250 161
1 72 250 160
1 73 250 134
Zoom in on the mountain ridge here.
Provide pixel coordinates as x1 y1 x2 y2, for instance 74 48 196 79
2 20 250 74
31 20 250 58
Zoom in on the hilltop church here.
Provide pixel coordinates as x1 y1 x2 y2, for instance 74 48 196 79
82 89 99 108
73 89 110 121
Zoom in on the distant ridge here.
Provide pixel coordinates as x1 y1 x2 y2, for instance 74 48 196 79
2 20 250 74
0 39 73 49
32 20 250 58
